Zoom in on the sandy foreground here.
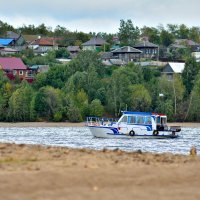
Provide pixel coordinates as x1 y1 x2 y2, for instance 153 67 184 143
0 143 200 200
0 122 200 200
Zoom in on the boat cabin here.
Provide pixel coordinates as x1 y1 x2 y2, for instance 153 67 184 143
118 111 168 131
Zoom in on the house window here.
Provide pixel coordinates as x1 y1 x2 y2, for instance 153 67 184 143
13 70 17 75
19 70 23 75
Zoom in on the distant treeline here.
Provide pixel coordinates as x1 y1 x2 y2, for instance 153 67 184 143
1 19 200 47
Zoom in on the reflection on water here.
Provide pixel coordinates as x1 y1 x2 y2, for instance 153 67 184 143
0 127 199 155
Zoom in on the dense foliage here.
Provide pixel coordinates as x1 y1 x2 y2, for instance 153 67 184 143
0 50 200 122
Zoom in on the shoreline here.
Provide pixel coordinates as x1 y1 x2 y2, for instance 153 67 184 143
0 121 200 127
0 143 199 200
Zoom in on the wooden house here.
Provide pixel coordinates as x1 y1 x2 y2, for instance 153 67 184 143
29 37 63 54
134 41 159 59
111 46 142 62
6 31 25 46
82 36 108 52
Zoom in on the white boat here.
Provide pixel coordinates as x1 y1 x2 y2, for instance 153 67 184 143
86 111 181 139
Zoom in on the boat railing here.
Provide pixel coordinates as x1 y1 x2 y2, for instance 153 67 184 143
86 117 118 127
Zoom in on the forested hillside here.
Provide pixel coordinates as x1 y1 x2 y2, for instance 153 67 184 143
1 20 200 122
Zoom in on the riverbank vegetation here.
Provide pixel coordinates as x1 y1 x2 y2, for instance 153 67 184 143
0 50 200 122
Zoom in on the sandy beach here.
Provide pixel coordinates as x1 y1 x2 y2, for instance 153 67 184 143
0 121 200 128
0 122 85 128
0 143 199 200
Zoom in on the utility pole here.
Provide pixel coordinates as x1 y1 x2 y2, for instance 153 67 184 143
172 75 177 115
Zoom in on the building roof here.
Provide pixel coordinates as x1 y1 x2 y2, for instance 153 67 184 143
67 46 80 52
82 36 108 46
0 38 14 46
111 46 142 54
23 35 39 43
0 57 27 70
134 41 158 48
0 47 19 52
31 37 60 46
175 39 200 46
163 62 185 73
169 44 187 49
6 31 20 39
102 59 124 66
100 52 113 59
30 65 49 72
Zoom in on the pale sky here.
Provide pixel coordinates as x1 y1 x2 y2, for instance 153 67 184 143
0 0 200 33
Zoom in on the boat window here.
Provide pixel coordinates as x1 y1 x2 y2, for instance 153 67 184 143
161 117 167 125
156 117 161 124
120 116 127 123
137 116 144 124
127 116 136 124
145 116 152 124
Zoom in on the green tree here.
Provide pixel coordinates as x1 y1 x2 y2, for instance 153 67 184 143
189 27 200 43
74 90 90 119
129 84 152 112
160 30 174 47
46 64 67 89
67 103 82 122
89 99 104 117
182 57 200 96
66 50 103 77
32 86 64 121
8 82 34 121
33 73 47 89
167 24 179 38
55 48 70 58
187 72 200 121
140 26 160 44
178 24 189 39
0 78 13 121
106 63 143 116
156 75 185 120
118 19 140 46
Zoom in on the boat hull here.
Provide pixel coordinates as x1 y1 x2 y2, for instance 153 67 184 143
88 126 179 139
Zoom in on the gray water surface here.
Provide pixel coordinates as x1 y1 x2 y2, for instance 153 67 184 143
0 127 199 155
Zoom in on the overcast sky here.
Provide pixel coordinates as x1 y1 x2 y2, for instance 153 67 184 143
0 0 200 33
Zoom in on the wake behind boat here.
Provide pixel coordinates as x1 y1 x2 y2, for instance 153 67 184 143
86 111 181 139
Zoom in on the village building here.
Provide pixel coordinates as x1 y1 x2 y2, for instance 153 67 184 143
29 37 65 54
162 62 185 80
173 39 200 52
0 38 15 46
82 35 108 52
0 57 34 83
111 46 142 63
6 31 25 46
134 41 159 59
67 46 80 58
23 35 40 45
0 47 20 55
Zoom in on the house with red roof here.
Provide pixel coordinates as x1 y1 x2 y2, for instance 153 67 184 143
0 57 33 82
29 37 65 54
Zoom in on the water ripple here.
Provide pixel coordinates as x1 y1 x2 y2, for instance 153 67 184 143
0 127 199 155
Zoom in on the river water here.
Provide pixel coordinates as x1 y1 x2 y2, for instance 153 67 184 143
0 127 199 155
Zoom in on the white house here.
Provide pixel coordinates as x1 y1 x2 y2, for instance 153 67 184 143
162 62 185 80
